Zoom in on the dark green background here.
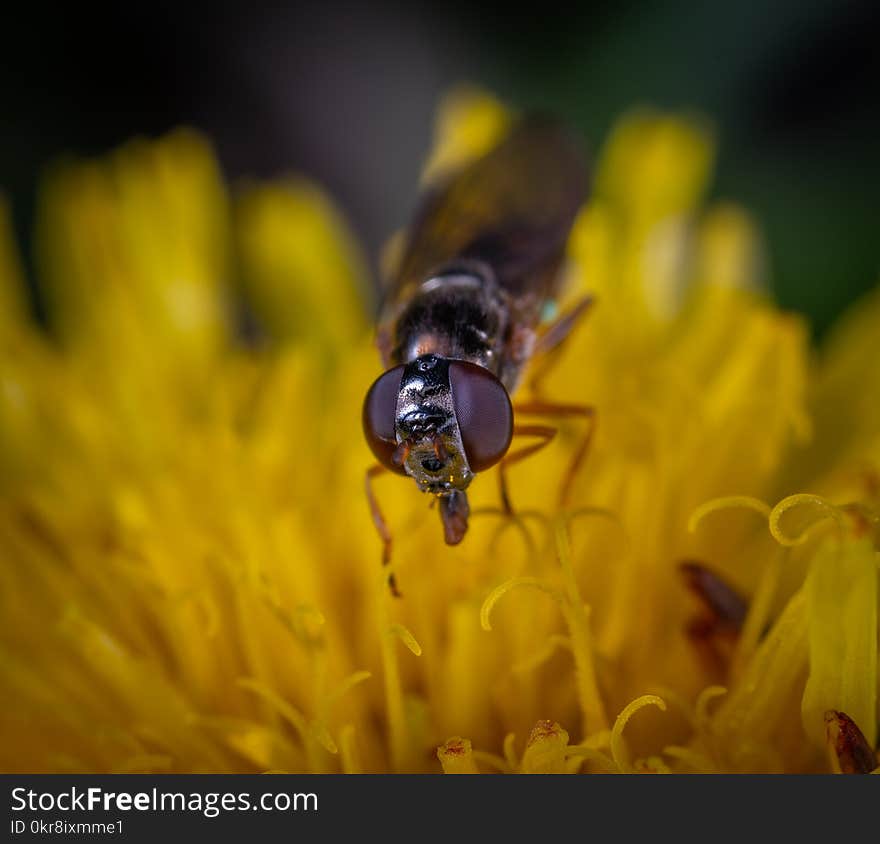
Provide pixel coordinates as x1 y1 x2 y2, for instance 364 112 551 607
3 0 878 336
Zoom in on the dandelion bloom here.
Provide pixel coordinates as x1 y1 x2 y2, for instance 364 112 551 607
1 90 877 774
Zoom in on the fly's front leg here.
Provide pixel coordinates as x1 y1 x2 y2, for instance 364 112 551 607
365 464 401 597
512 401 596 509
528 294 594 396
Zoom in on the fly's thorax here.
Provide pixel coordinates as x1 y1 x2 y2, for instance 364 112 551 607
391 267 508 376
395 354 474 495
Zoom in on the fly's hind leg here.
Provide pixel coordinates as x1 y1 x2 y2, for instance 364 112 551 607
527 294 594 397
502 401 596 513
365 464 401 597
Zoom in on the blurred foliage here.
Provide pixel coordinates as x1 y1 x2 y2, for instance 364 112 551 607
2 0 878 337
463 0 879 336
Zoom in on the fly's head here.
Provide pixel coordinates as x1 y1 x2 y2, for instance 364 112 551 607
395 355 473 495
363 353 513 544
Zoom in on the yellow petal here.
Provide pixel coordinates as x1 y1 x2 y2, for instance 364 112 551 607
36 130 231 365
596 111 714 224
236 178 370 352
802 537 878 747
420 86 512 184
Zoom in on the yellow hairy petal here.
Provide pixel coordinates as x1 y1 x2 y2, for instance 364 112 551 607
694 203 765 293
711 589 809 769
236 179 370 351
421 86 512 184
596 110 714 224
802 538 878 747
36 130 230 363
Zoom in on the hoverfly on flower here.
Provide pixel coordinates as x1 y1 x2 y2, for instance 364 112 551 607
362 117 594 589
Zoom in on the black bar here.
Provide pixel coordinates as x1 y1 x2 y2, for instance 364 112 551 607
3 773 875 841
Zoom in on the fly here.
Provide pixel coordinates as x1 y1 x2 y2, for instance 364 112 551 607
362 115 593 592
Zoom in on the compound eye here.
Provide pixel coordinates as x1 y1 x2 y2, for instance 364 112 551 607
448 361 513 472
362 366 407 475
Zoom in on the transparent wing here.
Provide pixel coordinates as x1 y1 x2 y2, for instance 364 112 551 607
390 116 589 302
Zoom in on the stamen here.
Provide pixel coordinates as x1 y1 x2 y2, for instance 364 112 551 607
521 720 570 773
260 599 326 648
768 493 846 546
389 623 422 656
480 576 562 632
324 671 372 709
688 495 771 534
437 737 479 774
610 695 667 773
503 733 519 771
339 725 362 774
309 721 338 755
555 518 609 734
237 678 309 740
648 685 697 729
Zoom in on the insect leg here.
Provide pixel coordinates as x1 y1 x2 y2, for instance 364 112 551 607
528 294 595 395
365 464 401 597
513 400 596 508
498 424 557 515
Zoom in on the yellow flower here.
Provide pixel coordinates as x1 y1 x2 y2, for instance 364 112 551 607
1 90 878 774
